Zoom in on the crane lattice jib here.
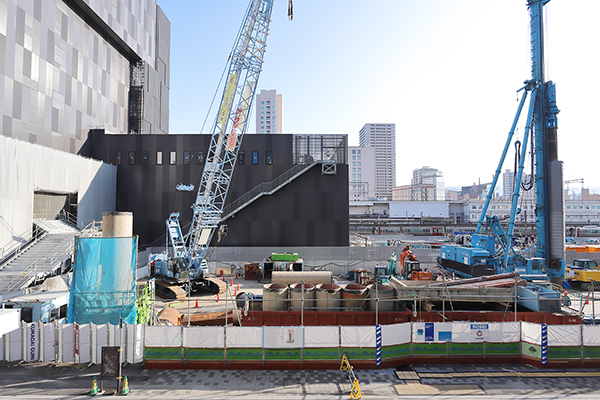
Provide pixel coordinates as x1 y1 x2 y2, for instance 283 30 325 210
187 0 274 261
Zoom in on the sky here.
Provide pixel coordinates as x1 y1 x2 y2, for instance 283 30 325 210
157 0 600 194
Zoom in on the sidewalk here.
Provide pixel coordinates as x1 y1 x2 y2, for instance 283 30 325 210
1 362 600 399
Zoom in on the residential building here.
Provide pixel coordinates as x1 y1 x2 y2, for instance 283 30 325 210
359 123 396 200
255 89 282 133
348 146 375 201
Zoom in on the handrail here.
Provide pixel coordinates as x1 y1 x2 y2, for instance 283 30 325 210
0 225 47 269
222 162 316 219
79 220 103 237
0 236 75 296
57 209 80 229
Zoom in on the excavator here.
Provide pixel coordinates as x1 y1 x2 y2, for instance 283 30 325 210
151 0 292 299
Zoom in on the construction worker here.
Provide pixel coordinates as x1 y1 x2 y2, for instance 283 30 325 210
400 245 417 275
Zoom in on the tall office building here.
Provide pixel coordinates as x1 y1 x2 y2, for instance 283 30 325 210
359 123 396 200
503 169 515 199
255 89 282 133
0 0 170 153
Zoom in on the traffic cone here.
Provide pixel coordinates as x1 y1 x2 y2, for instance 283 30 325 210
230 278 233 286
222 275 225 282
90 376 99 396
120 376 130 395
237 283 240 291
216 293 219 302
195 300 199 308
235 272 238 279
234 288 237 296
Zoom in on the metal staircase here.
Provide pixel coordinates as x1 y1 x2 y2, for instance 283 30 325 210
221 162 317 221
0 220 79 298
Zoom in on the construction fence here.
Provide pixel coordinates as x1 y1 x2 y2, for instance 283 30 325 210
3 321 600 367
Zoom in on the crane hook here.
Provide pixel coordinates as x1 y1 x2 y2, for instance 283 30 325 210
288 0 293 20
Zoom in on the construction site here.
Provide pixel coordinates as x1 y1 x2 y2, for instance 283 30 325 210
3 5 600 398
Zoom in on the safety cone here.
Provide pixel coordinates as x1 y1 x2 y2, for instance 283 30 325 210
222 275 225 282
195 300 199 308
120 376 130 396
234 288 237 296
230 278 233 286
235 272 238 279
168 303 171 307
90 376 99 396
216 293 219 302
236 283 240 291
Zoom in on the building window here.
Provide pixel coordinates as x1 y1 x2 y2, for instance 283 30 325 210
142 151 149 165
261 101 264 105
252 151 259 165
239 151 245 165
128 151 135 165
266 151 273 165
261 106 265 110
197 151 204 164
352 168 356 173
170 151 176 165
352 150 356 154
157 151 163 165
184 151 190 165
266 101 270 104
115 151 122 165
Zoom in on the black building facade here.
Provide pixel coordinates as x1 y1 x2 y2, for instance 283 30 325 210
81 130 349 249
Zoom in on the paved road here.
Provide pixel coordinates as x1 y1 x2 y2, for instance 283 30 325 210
2 362 600 399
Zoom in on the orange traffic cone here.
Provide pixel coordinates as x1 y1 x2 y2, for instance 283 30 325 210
234 288 237 296
222 275 225 282
237 283 240 291
235 272 238 279
195 300 199 308
230 279 233 286
216 293 219 302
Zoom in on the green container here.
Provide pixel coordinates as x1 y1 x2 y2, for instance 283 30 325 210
271 253 299 261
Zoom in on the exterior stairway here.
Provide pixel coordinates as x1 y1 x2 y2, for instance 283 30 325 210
221 162 317 221
0 220 79 298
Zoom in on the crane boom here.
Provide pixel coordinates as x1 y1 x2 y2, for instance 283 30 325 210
185 0 274 271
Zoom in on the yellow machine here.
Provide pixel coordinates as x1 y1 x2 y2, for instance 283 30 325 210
565 259 600 291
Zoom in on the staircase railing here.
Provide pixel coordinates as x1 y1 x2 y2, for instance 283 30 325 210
0 236 75 297
79 220 103 237
0 225 47 270
57 209 79 229
221 162 316 221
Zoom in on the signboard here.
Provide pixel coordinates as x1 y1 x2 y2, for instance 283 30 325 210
101 346 120 378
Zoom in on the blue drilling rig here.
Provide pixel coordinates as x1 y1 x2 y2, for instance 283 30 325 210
439 0 565 309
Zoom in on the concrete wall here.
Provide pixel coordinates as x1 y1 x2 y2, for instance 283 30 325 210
0 136 116 249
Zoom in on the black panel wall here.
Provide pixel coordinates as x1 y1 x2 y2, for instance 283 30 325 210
81 130 349 248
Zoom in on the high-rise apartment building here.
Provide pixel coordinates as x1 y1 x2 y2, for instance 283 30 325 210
255 89 282 133
503 169 515 199
359 123 396 200
0 0 170 153
348 146 375 201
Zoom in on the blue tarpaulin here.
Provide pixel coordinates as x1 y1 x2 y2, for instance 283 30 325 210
68 237 138 325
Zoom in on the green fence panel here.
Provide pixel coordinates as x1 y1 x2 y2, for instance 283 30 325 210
342 347 376 360
226 348 263 361
449 342 484 356
265 348 302 361
381 344 411 360
548 346 582 360
485 342 520 356
303 348 339 361
186 348 224 361
145 347 181 361
583 346 600 359
412 342 447 357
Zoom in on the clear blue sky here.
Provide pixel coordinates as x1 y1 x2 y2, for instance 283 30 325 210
157 0 600 193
